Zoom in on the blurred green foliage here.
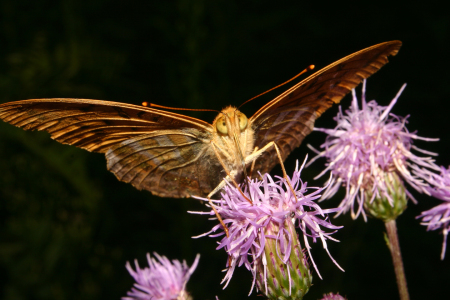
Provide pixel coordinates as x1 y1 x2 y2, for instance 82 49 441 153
0 0 449 299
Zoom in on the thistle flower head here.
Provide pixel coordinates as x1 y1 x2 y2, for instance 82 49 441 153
122 253 200 300
191 159 342 299
308 80 439 220
320 292 347 300
417 165 450 259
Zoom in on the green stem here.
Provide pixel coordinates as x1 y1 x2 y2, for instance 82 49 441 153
385 220 409 300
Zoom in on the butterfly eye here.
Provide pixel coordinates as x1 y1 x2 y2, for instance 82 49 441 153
238 113 248 131
216 116 228 134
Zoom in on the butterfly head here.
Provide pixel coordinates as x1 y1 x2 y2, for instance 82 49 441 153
214 106 248 137
214 106 252 181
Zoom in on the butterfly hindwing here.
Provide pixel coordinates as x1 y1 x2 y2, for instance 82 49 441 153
106 128 224 198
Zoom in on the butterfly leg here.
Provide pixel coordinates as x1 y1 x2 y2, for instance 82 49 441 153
204 140 257 236
245 141 299 202
207 197 229 238
206 141 255 234
210 141 253 204
248 146 260 179
206 194 234 268
207 142 243 266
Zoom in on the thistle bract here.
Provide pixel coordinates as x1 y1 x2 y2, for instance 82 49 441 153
254 216 312 300
363 172 407 222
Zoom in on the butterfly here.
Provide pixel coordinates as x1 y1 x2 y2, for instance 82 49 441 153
0 41 401 199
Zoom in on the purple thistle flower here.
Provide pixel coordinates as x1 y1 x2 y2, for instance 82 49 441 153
320 292 347 300
417 166 450 259
308 80 439 220
191 159 343 298
122 253 200 300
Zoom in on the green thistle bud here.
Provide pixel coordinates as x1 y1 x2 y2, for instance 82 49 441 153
364 172 407 222
255 218 312 300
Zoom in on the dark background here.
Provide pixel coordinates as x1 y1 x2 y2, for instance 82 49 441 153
0 1 449 299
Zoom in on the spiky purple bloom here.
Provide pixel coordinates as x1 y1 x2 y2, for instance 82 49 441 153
122 253 200 300
191 159 342 298
308 80 439 220
417 166 450 259
320 292 347 300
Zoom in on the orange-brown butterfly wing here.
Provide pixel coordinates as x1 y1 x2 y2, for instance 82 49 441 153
249 41 402 176
0 99 222 198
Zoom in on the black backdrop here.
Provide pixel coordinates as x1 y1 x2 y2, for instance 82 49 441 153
0 1 449 299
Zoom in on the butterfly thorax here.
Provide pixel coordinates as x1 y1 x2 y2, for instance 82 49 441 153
212 106 255 179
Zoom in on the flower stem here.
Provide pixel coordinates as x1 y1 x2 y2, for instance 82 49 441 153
385 220 409 300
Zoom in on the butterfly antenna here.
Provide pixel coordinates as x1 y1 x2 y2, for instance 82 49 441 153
142 102 220 113
238 64 315 109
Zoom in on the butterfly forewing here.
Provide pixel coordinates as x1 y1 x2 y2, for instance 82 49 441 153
0 99 224 197
249 40 402 176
